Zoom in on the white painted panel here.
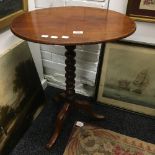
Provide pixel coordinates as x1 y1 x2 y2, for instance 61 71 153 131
41 45 65 55
42 53 98 72
34 0 53 8
109 0 128 13
66 0 106 8
41 49 99 62
28 42 44 81
41 51 52 60
40 44 101 53
74 50 99 62
43 61 96 81
0 29 21 54
35 0 65 8
45 73 94 87
77 44 102 52
44 65 96 96
46 75 95 96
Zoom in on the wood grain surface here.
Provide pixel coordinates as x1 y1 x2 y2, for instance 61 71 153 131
10 6 136 45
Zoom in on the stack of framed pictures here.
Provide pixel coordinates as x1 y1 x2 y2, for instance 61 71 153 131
97 42 155 116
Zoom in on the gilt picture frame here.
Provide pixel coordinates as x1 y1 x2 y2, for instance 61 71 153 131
0 0 28 29
126 0 155 22
97 42 155 116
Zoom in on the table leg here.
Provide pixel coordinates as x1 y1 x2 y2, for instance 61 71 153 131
46 103 70 149
74 100 104 119
46 45 76 149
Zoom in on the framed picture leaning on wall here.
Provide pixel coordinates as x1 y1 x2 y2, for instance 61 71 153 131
97 42 155 116
0 0 28 29
0 41 45 154
126 0 155 22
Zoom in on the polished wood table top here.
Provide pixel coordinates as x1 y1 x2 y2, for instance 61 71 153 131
11 6 136 45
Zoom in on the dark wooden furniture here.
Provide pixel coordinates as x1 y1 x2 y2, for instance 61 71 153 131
10 6 136 149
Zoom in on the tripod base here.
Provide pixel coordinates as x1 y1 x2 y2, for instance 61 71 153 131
46 94 104 149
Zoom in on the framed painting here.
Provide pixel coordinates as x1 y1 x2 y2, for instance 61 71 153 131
0 0 28 29
97 42 155 116
0 41 45 154
126 0 155 22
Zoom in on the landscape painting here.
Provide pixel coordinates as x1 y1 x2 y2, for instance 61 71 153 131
140 0 155 11
0 0 23 18
98 42 155 116
0 41 45 154
0 0 27 29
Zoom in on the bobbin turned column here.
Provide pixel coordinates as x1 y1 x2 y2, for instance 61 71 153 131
64 46 104 119
65 45 76 99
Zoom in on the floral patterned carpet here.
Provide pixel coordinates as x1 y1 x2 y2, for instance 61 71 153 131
64 122 155 155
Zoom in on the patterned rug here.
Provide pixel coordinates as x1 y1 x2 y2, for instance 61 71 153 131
64 121 155 155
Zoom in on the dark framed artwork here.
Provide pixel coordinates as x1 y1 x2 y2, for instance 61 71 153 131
97 42 155 116
0 0 28 29
126 0 155 22
0 41 45 154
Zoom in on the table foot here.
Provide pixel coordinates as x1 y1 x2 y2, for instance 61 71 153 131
52 92 66 102
46 103 70 149
74 100 105 119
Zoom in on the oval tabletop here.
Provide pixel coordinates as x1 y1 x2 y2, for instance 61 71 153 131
10 6 136 45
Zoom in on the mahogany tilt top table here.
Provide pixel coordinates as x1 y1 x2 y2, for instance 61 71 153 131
10 6 136 149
